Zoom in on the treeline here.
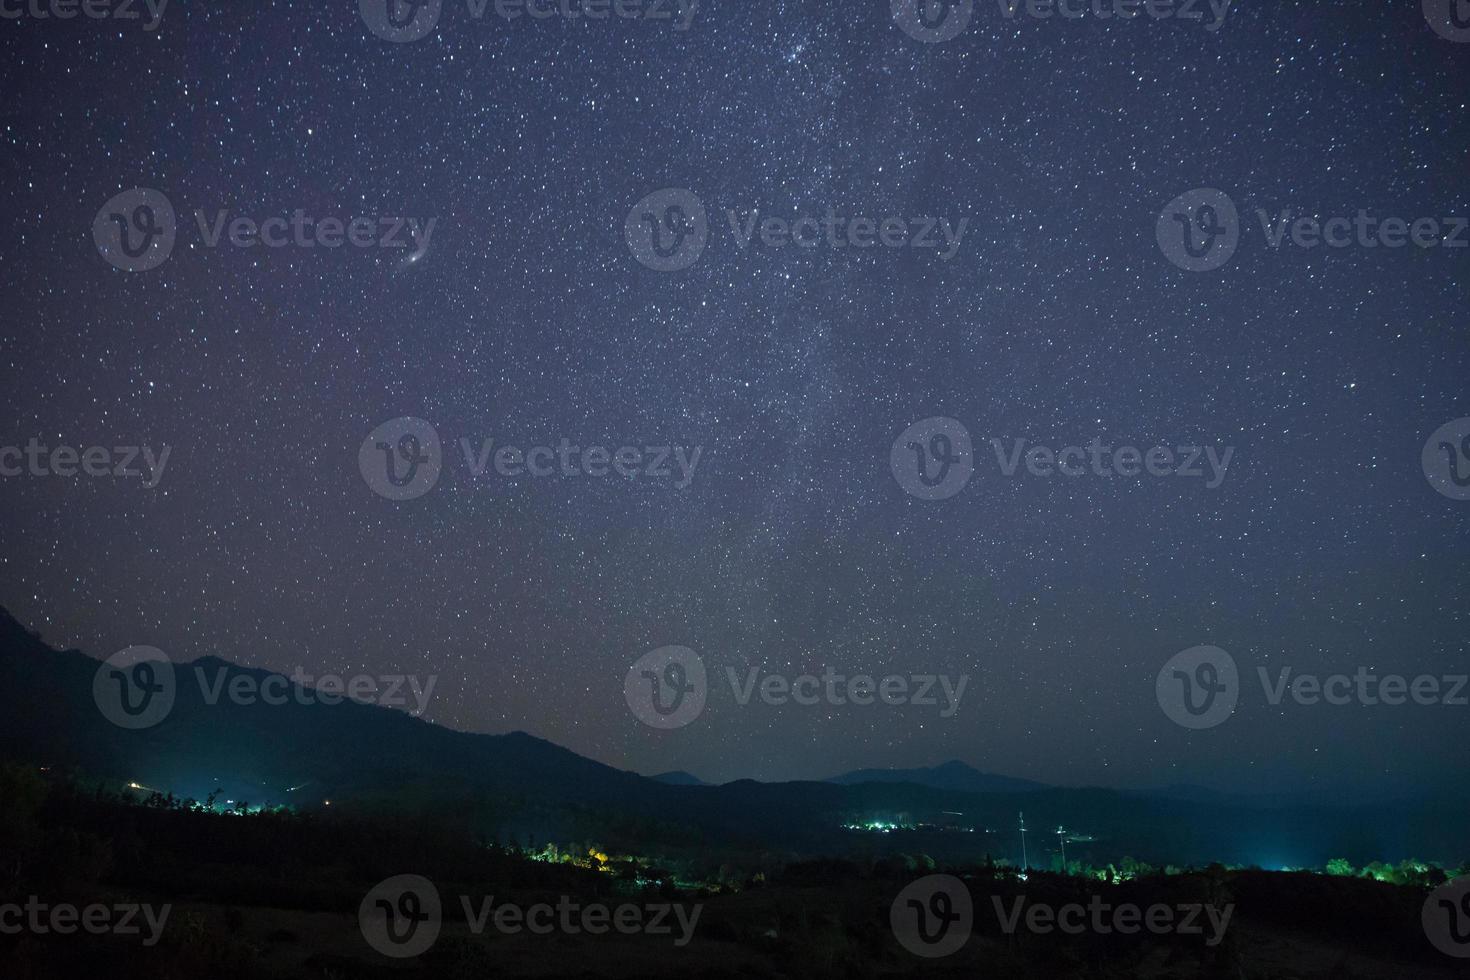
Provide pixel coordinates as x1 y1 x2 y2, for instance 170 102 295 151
2 765 649 907
3 764 1462 978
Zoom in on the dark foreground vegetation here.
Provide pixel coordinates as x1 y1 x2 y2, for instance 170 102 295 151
3 765 1467 979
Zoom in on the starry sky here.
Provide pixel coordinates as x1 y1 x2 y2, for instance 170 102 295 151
1 0 1466 798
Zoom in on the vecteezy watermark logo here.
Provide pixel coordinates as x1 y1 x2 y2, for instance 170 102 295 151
460 895 700 946
892 419 1235 498
1424 877 1470 957
0 439 171 487
891 0 974 43
189 210 433 254
894 0 1233 42
627 189 970 270
997 0 1233 31
890 417 975 500
902 885 1237 947
93 189 177 272
360 417 443 501
491 0 696 29
625 646 707 729
1157 188 1239 273
727 668 967 717
725 207 967 259
361 0 696 40
992 896 1233 946
891 875 972 958
360 875 442 958
361 420 705 500
1158 649 1467 729
0 0 168 30
626 188 708 272
0 898 171 947
93 189 436 271
359 0 444 42
359 876 701 956
192 666 438 715
1257 667 1468 709
1424 0 1470 43
458 437 702 487
1256 209 1468 251
94 649 439 730
1423 418 1470 501
991 438 1233 487
1156 645 1238 730
1160 189 1468 271
94 646 176 731
626 650 965 726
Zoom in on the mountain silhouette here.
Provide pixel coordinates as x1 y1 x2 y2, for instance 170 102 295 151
828 760 1046 795
2 606 1465 867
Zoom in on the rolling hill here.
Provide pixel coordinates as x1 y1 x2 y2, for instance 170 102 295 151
3 606 1466 870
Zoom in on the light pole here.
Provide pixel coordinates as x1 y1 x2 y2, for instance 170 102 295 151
1019 812 1028 871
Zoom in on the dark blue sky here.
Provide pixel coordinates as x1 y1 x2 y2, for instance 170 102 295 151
1 0 1466 797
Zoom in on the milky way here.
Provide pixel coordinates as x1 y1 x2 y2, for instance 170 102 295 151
0 0 1466 796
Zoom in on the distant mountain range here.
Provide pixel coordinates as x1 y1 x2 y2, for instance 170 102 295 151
650 762 1044 794
2 606 1466 868
828 760 1047 795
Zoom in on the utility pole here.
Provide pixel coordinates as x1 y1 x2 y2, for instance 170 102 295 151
1019 812 1028 871
1056 826 1067 871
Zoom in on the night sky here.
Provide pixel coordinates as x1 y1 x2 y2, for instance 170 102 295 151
1 0 1466 799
